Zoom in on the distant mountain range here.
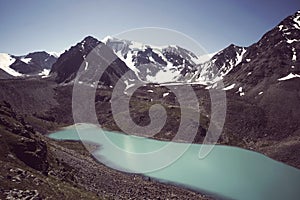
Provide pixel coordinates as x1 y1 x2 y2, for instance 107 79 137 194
102 36 248 84
1 11 299 88
0 51 57 78
102 36 212 83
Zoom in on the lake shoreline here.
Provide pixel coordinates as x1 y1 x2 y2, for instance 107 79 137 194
48 123 300 171
48 123 300 200
47 126 216 198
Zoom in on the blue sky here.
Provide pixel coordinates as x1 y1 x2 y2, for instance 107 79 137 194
0 0 299 55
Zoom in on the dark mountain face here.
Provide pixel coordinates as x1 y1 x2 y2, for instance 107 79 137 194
215 11 300 155
25 51 57 69
0 69 13 79
10 51 57 75
133 47 167 66
209 45 246 75
163 46 198 76
224 11 300 87
50 36 136 86
50 36 102 83
10 59 42 75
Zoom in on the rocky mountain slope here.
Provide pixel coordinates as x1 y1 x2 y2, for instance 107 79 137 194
224 11 300 87
192 44 246 83
219 10 300 141
0 51 57 77
50 36 137 87
207 10 300 168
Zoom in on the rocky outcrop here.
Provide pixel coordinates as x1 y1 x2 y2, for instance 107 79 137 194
0 101 49 174
12 137 49 173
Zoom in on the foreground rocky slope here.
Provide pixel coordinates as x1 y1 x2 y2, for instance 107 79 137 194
0 100 212 199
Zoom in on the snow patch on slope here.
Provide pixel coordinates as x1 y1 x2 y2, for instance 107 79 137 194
287 39 298 44
237 86 245 96
163 92 169 97
293 15 300 29
292 47 297 61
39 69 51 78
278 73 300 81
124 80 135 92
0 53 22 76
236 48 247 64
223 83 235 90
20 57 32 64
114 49 141 79
195 52 216 64
146 65 180 83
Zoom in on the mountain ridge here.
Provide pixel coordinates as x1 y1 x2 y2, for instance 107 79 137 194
50 36 138 87
0 51 57 78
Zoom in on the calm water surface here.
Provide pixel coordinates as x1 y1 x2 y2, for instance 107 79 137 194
48 124 300 200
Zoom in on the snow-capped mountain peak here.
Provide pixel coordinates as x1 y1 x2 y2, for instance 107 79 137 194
187 44 247 84
102 36 216 83
0 51 58 78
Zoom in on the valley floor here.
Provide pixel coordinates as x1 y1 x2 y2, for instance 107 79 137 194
0 100 213 199
0 78 299 199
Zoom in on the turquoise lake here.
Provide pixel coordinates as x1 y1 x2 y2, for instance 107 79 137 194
48 123 300 200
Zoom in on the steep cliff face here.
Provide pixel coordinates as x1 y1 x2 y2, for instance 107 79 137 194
50 36 137 86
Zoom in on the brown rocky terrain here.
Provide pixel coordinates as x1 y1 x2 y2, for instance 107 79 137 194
0 100 213 200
